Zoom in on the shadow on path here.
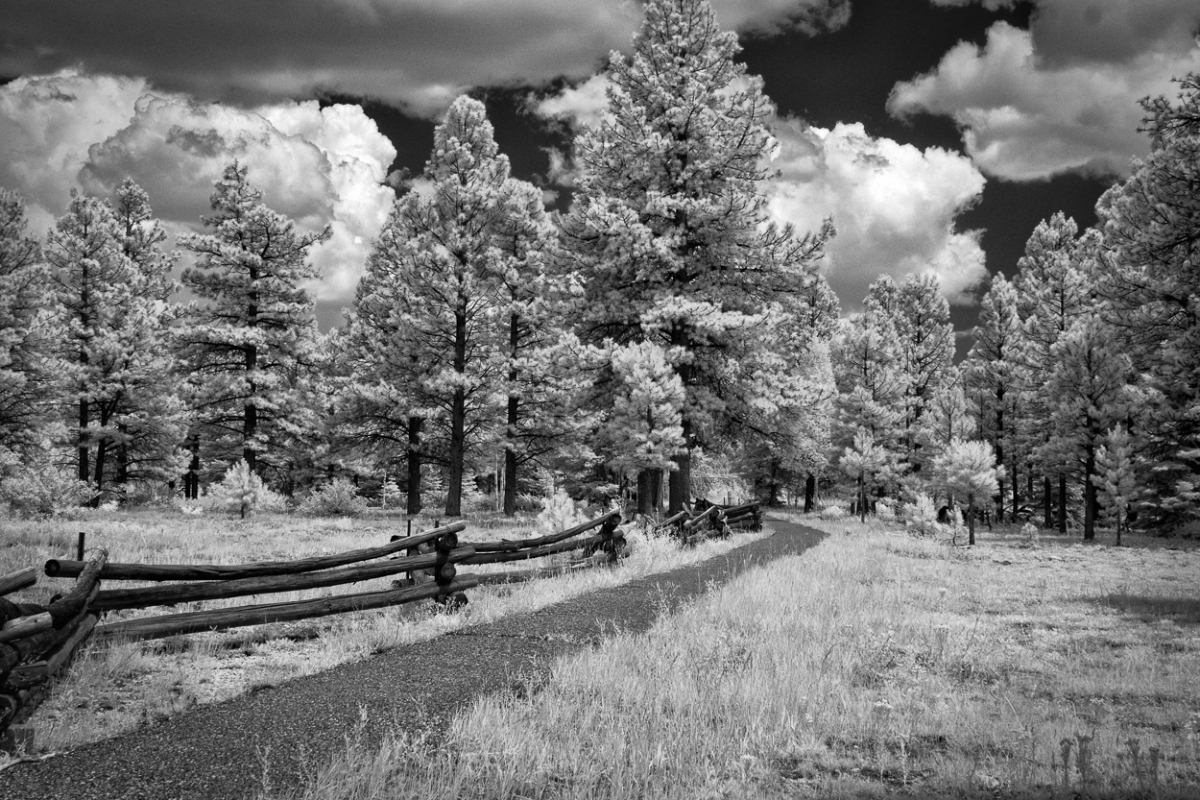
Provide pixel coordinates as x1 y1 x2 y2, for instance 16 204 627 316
0 516 824 800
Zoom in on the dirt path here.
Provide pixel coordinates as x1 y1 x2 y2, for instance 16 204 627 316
0 517 823 800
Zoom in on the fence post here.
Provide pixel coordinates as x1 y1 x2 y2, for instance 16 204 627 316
76 532 85 562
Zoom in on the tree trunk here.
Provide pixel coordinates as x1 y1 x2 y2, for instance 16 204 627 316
637 470 654 517
116 423 129 487
187 435 200 500
859 474 867 523
1058 473 1068 534
77 395 89 484
446 301 467 518
1083 445 1097 541
967 494 976 545
406 416 422 516
1042 475 1052 529
668 418 692 515
503 310 520 516
804 473 816 513
92 439 108 505
1012 457 1020 521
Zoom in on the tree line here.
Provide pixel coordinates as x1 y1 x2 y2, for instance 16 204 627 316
0 0 1196 535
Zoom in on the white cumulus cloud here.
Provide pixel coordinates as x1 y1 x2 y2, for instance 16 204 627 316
766 120 988 306
0 70 396 301
893 1 1200 180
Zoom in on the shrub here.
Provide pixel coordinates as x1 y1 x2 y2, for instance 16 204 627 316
534 488 586 535
298 478 368 517
0 447 95 517
818 504 846 521
901 493 943 537
208 460 287 518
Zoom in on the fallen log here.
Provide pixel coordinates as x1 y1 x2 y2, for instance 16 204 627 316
46 522 466 581
655 510 690 530
90 546 477 612
93 576 479 641
468 510 620 553
0 568 36 597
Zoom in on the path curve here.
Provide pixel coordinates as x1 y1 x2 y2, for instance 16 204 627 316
0 517 823 800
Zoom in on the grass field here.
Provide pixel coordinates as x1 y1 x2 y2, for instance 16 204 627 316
0 506 767 755
267 513 1200 800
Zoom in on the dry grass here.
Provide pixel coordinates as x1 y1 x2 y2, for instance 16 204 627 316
0 507 767 755
267 513 1200 800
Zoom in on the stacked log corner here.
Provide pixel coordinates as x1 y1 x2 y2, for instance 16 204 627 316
1 552 107 739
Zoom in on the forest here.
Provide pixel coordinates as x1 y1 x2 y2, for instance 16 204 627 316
0 0 1197 541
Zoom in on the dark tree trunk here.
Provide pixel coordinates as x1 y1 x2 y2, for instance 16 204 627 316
1058 473 1068 534
967 494 976 545
446 302 467 518
244 267 259 475
1042 475 1052 529
117 423 129 487
804 473 816 513
77 395 89 484
406 416 422 516
637 470 654 516
668 424 692 515
1012 458 1020 520
187 435 200 500
503 311 520 517
1083 444 1097 541
92 439 108 506
503 446 518 517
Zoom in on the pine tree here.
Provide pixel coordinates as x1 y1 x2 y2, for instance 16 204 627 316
894 274 954 473
832 311 905 492
1097 423 1137 545
1039 316 1132 540
1013 213 1095 531
347 97 522 517
178 163 330 484
562 0 832 513
602 341 685 514
964 271 1025 521
0 189 57 456
932 438 1000 545
1097 73 1200 525
840 430 888 522
493 176 592 515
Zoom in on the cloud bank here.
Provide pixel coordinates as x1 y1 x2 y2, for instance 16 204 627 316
0 0 848 118
894 0 1200 180
0 71 396 301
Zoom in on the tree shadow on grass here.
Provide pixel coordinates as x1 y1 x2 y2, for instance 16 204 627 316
1096 594 1200 625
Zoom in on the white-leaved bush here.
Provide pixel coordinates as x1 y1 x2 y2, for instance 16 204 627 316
299 477 368 517
534 487 585 536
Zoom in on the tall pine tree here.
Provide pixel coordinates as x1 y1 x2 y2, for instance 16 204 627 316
562 0 831 512
178 163 329 483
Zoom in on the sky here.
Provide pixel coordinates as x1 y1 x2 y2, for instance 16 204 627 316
2 0 1199 338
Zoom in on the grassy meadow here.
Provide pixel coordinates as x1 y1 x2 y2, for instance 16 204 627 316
0 505 767 755
266 513 1200 800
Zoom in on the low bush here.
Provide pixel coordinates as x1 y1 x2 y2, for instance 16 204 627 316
298 478 368 517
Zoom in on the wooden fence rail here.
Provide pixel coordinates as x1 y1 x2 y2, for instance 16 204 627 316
0 504 747 742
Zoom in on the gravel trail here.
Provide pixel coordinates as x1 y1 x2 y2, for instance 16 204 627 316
0 517 823 800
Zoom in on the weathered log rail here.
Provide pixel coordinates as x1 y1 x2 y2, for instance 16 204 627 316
0 504 743 744
655 500 762 545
